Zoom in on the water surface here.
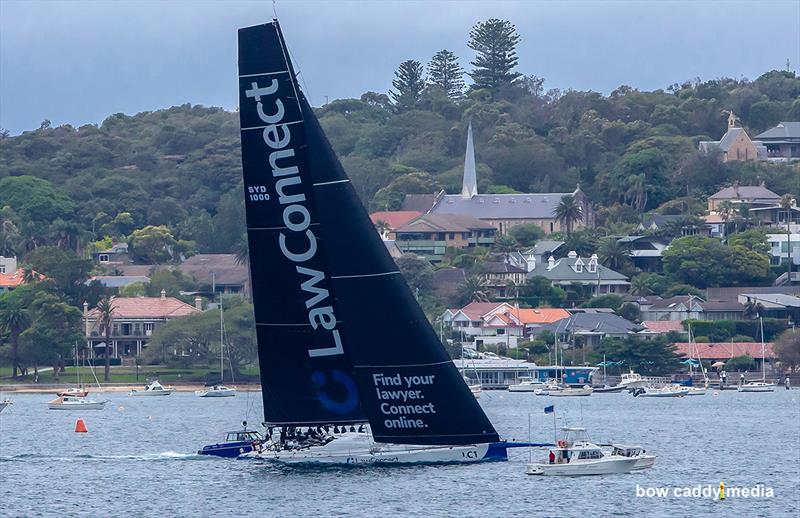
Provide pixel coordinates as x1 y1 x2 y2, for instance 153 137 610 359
1 390 798 517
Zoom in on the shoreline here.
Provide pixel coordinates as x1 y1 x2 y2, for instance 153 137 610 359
0 383 262 393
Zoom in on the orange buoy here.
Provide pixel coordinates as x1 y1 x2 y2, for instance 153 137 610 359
75 419 88 433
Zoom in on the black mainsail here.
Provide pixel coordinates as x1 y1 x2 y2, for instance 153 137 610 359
238 21 498 445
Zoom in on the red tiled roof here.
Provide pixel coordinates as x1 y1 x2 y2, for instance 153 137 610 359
458 302 507 320
86 296 200 319
672 342 775 360
642 321 685 333
370 211 422 230
0 269 45 288
513 308 571 325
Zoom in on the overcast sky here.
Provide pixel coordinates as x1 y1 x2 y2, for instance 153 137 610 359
1 0 798 135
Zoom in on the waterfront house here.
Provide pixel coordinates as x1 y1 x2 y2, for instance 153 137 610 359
92 243 132 265
640 295 745 322
525 251 630 296
442 302 570 349
393 213 496 262
638 320 687 340
177 254 250 297
766 233 800 266
706 182 781 212
479 261 528 298
84 290 201 360
0 261 45 294
672 342 776 371
534 313 642 349
369 211 422 238
617 235 669 272
87 275 151 290
753 121 800 161
737 293 800 325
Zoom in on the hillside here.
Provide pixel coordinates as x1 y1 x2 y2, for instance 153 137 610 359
0 70 798 260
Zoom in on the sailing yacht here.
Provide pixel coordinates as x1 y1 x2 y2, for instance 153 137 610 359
236 21 535 464
196 296 236 398
739 318 775 393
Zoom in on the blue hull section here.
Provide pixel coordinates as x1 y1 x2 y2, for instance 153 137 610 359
482 441 553 461
198 441 254 458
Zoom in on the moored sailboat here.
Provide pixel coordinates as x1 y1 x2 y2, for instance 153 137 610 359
236 21 536 464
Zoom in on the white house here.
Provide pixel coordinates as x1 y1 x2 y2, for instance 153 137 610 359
766 233 800 266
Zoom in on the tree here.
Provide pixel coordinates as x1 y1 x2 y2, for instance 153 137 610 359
457 275 491 304
468 19 521 92
17 291 82 379
593 336 681 376
663 235 769 288
597 238 631 271
427 50 465 98
390 60 426 112
396 254 434 296
581 294 624 311
24 246 94 305
492 234 518 261
130 225 178 264
742 299 765 320
773 329 800 372
96 297 116 382
629 274 654 296
373 219 390 239
554 195 582 235
0 297 29 377
234 237 249 266
727 229 769 255
508 223 545 247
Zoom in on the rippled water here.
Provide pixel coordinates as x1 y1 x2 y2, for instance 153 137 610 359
1 389 798 517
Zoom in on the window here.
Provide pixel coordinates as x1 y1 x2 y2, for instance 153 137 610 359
497 329 505 335
98 254 109 263
550 222 554 232
448 233 455 240
144 323 154 331
0 265 4 274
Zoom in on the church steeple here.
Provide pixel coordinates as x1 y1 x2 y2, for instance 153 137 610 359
461 122 477 199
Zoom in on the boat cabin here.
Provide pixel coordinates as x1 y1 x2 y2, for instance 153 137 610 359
225 431 262 443
612 445 646 458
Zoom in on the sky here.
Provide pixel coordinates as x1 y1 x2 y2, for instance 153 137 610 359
1 0 798 135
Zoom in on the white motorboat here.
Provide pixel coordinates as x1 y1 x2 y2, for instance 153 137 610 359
738 381 775 393
548 386 593 397
242 431 506 464
57 387 89 397
196 385 237 398
631 385 689 398
685 386 707 396
465 377 482 398
0 399 11 414
129 380 175 396
592 384 625 393
48 395 107 410
619 371 647 389
525 428 637 476
610 444 656 470
508 377 549 392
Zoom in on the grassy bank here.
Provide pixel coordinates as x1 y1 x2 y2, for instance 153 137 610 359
0 365 260 384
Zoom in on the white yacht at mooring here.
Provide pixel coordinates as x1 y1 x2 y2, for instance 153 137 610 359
130 380 174 396
232 20 538 465
526 428 637 476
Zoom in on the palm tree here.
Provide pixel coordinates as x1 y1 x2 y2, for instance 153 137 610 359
780 194 794 281
234 237 249 266
624 174 648 211
563 231 597 257
597 238 630 271
492 235 518 262
0 301 29 378
554 195 583 235
743 299 764 320
96 297 116 382
629 275 653 296
458 275 491 303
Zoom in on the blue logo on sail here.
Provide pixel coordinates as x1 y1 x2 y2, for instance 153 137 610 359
311 370 359 415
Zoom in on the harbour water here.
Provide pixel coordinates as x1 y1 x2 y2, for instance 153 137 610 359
1 390 798 517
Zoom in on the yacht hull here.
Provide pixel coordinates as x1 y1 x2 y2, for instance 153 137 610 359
129 390 173 396
48 401 107 410
240 434 519 465
632 455 657 470
195 389 236 397
738 383 775 392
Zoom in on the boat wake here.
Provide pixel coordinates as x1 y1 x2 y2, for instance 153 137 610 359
0 451 210 462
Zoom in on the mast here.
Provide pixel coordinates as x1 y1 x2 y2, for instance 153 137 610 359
760 316 766 382
220 292 224 383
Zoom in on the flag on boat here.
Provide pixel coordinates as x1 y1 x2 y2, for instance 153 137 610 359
544 405 554 414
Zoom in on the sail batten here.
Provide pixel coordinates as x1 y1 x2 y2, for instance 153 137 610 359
238 21 498 444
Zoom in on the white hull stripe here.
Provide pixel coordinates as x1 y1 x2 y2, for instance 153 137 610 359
331 271 400 279
239 70 290 78
313 179 350 187
241 119 304 131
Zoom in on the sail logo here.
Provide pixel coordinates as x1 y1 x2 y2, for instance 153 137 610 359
244 78 344 359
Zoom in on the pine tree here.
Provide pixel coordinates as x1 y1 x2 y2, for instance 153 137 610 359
467 19 521 91
427 50 465 98
390 60 426 112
